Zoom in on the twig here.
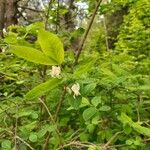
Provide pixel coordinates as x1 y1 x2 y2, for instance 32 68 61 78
57 138 150 150
17 0 31 17
57 141 95 150
54 86 67 121
43 133 51 150
68 129 80 141
74 0 103 66
103 131 123 148
39 98 56 127
18 6 44 13
16 135 35 150
6 130 35 150
109 138 150 148
39 98 63 149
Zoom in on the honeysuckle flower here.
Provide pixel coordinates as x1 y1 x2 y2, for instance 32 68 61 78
71 83 80 98
2 28 6 33
50 66 61 78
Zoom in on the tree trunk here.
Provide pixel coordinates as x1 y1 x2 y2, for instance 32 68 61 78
0 0 5 37
5 0 18 27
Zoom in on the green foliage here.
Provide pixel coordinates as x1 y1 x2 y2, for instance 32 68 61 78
83 107 97 121
10 45 56 65
26 78 62 100
0 0 150 149
116 0 150 55
38 30 64 64
119 113 150 137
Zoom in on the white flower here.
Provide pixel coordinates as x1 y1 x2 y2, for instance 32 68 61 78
71 83 80 98
2 28 6 33
50 66 61 78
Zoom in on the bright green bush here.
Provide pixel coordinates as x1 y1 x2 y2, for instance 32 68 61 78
0 21 150 150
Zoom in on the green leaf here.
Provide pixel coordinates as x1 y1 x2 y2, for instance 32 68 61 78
10 45 57 65
91 96 101 107
79 132 89 141
38 30 64 64
88 146 100 150
99 105 111 111
74 59 95 77
29 133 38 142
80 97 90 108
118 113 133 125
26 78 61 100
132 122 150 137
68 95 82 110
83 83 97 95
119 113 150 137
20 144 27 150
92 115 100 125
26 22 44 33
19 121 37 132
37 124 57 138
1 140 11 149
126 139 133 145
87 124 95 133
124 124 132 135
4 33 17 44
128 85 150 91
83 107 97 121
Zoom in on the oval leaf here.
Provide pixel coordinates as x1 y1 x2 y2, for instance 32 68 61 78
10 45 57 65
29 133 38 142
1 140 11 149
83 107 97 121
26 78 61 100
38 30 64 64
99 105 111 111
91 96 101 107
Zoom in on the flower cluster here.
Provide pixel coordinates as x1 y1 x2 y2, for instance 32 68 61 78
50 66 61 78
50 66 80 98
67 83 80 98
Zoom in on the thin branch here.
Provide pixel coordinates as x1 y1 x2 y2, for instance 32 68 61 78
16 135 35 150
43 133 51 150
39 97 56 126
17 0 31 15
54 86 67 121
39 97 63 149
74 0 103 66
57 138 150 150
18 11 29 22
103 131 123 148
18 6 44 13
57 141 94 150
6 130 35 150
